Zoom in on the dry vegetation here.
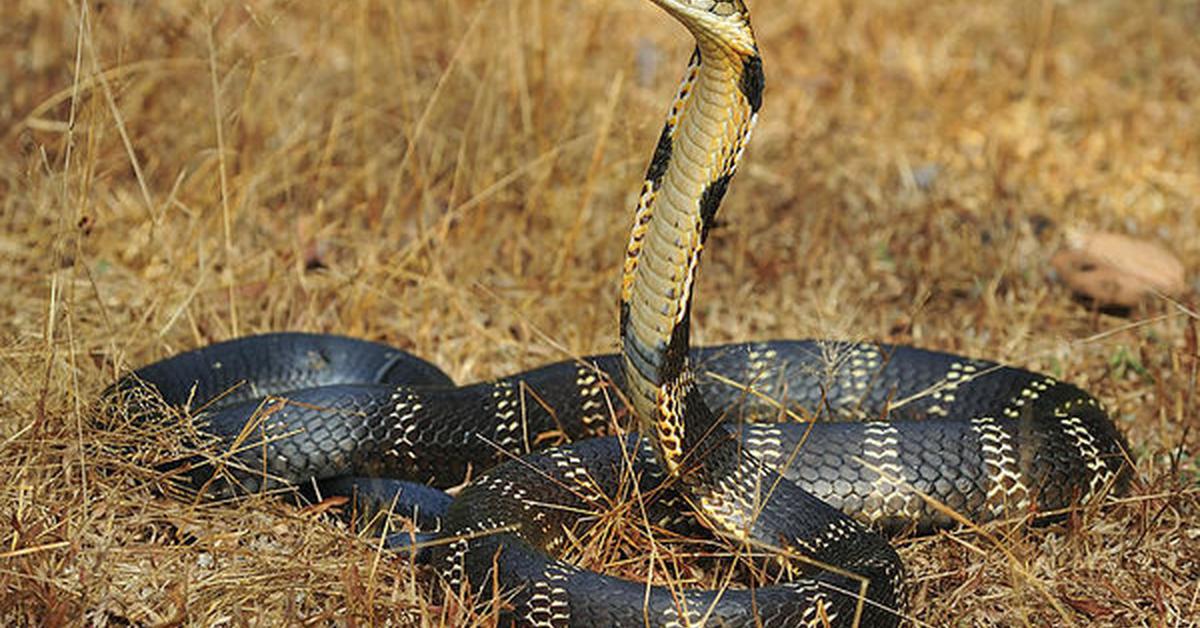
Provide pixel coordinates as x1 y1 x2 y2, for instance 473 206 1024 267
2 0 1199 625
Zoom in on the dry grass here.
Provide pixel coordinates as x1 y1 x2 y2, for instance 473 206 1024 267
2 0 1198 625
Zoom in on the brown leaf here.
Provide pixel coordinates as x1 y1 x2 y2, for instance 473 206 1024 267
1062 593 1114 618
1051 230 1187 308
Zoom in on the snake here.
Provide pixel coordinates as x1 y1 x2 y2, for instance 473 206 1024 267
105 1 1132 626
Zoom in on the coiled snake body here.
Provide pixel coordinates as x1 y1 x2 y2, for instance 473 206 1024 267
109 2 1131 626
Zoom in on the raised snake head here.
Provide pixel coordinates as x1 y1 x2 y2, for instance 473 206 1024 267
649 0 758 56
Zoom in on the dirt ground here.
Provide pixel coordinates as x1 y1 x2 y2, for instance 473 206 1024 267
1 1 1197 625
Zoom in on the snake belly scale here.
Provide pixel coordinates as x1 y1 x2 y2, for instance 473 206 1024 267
107 1 1131 626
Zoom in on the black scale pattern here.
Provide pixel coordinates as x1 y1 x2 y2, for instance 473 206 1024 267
107 333 1131 625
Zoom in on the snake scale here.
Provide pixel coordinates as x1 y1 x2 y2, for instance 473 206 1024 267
107 2 1131 626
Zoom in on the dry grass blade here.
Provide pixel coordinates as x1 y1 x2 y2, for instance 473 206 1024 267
1 0 1197 626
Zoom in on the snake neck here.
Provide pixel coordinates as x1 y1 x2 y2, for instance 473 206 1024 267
619 16 762 478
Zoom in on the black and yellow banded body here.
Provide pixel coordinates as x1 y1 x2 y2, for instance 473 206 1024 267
111 333 1128 624
112 334 1128 533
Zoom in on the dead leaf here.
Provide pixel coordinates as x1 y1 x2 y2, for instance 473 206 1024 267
1051 229 1187 309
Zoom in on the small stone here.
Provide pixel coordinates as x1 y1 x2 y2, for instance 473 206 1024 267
911 163 940 190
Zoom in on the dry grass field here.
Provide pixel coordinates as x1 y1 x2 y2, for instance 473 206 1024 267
2 0 1199 625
